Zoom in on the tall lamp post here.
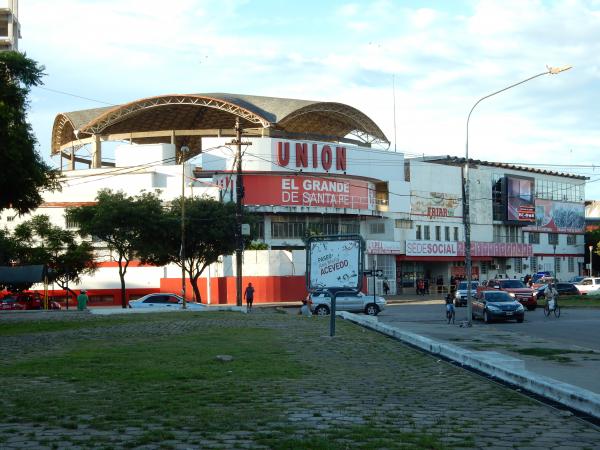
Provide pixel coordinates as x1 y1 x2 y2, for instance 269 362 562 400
590 245 594 277
464 65 571 326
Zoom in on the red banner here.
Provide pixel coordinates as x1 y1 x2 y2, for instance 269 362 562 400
241 174 375 210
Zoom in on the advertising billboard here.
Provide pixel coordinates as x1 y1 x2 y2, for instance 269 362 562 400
237 174 375 210
410 191 460 219
524 199 586 233
506 176 535 223
306 236 363 290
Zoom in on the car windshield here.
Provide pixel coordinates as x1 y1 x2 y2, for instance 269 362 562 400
458 282 478 290
484 292 513 302
499 280 526 289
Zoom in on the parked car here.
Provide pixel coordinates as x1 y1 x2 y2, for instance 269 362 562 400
0 297 26 310
531 276 558 289
453 281 479 307
473 290 525 323
0 292 61 310
478 279 537 310
128 293 206 310
536 282 581 299
309 290 385 316
575 277 600 295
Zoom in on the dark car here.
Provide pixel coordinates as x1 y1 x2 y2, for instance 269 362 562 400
0 297 26 310
536 282 581 300
473 290 525 323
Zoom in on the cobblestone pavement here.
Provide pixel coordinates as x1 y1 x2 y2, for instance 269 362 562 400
1 309 599 449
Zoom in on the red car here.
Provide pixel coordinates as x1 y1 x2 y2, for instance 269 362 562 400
478 279 538 311
0 292 62 310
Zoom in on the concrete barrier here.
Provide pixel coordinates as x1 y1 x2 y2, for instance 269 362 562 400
339 311 600 420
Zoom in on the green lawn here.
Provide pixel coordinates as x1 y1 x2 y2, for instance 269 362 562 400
0 312 466 449
538 295 600 307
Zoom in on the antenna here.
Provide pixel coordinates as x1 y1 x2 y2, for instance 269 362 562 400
393 74 397 152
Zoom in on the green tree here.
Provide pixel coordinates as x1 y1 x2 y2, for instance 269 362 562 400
13 215 97 304
0 52 60 214
154 197 239 303
67 190 165 308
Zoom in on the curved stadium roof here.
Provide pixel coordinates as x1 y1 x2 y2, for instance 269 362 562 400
51 93 390 156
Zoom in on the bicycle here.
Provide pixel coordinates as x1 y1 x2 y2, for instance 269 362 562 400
543 296 561 318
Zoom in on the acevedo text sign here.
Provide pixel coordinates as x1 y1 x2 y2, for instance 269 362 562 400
307 236 363 290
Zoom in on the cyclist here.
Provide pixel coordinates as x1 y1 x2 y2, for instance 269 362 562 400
445 293 455 324
544 282 559 311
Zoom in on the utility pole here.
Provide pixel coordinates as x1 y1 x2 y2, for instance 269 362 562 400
229 119 251 307
181 145 189 309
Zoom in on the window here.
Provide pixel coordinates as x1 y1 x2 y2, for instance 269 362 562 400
369 222 385 234
445 226 450 241
65 216 79 229
435 226 441 241
480 261 489 275
251 219 264 240
416 225 422 240
548 233 559 245
567 234 576 245
514 258 523 273
424 226 430 240
568 257 575 272
492 175 505 221
453 227 459 241
271 216 305 239
531 256 538 273
528 232 540 244
554 257 561 274
395 219 412 229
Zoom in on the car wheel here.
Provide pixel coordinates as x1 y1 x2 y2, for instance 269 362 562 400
516 317 524 323
484 310 492 324
314 305 330 316
365 303 379 316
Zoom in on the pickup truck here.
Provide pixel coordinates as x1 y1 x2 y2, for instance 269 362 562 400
576 277 600 295
478 279 537 310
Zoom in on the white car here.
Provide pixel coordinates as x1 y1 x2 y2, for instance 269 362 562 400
309 291 386 316
576 278 600 295
453 281 479 307
128 293 206 310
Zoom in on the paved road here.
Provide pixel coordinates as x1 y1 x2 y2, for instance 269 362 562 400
378 301 600 395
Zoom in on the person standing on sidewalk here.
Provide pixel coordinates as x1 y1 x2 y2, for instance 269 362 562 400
244 282 255 312
383 278 390 296
77 289 89 311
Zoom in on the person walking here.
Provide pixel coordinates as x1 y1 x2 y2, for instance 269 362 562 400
244 282 255 312
77 289 89 311
383 278 390 296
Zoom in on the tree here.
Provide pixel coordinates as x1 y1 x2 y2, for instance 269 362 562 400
152 197 239 303
13 215 97 303
0 52 60 214
67 190 165 308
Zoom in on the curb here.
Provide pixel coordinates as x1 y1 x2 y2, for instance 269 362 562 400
338 311 600 420
90 306 246 315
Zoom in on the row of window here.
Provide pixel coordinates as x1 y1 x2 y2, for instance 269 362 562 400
479 257 576 275
415 225 460 241
270 215 360 239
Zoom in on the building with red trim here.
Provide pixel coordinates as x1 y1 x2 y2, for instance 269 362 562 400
1 93 588 305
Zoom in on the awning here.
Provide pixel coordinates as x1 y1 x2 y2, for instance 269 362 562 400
0 265 47 284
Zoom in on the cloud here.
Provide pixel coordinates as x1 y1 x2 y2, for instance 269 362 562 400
18 0 600 199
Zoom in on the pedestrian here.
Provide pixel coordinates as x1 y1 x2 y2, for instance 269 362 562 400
436 276 443 294
450 276 457 294
244 282 255 312
544 282 559 311
300 294 313 317
424 278 430 295
77 289 89 311
524 274 531 285
383 278 390 295
417 278 425 296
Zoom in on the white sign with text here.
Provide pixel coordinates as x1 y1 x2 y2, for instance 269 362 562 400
309 239 361 289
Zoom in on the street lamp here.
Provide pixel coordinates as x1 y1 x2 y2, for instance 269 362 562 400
590 245 594 277
464 65 572 326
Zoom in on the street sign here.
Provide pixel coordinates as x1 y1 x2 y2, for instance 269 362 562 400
375 269 384 277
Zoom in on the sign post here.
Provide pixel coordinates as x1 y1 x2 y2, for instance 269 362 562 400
306 235 364 337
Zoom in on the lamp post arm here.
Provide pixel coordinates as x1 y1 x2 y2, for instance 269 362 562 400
466 71 549 159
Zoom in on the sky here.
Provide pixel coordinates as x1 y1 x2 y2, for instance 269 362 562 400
18 0 600 199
